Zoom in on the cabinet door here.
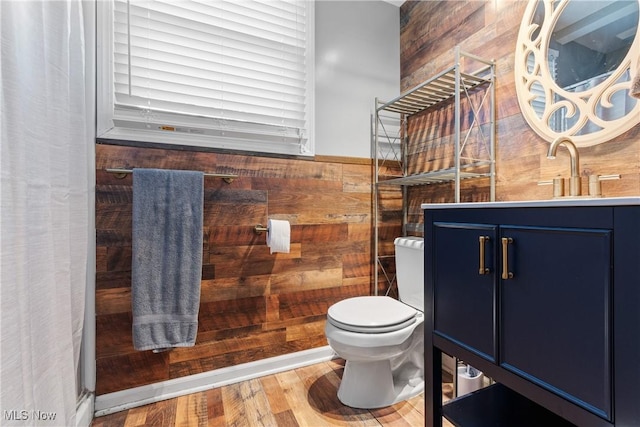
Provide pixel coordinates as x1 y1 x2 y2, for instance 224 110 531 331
433 223 497 362
500 226 612 421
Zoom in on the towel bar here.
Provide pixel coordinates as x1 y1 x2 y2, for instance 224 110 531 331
106 168 237 183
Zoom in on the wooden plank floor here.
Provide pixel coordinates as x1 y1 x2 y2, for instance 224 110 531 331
92 358 455 426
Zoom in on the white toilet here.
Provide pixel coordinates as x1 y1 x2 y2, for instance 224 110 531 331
325 236 424 408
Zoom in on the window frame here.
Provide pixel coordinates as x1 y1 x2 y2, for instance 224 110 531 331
96 0 315 156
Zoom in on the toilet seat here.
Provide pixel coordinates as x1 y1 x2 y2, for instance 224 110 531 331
327 296 418 334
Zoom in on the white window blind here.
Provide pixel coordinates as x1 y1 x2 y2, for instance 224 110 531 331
98 0 313 155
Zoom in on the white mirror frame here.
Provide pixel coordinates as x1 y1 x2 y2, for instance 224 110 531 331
515 0 640 147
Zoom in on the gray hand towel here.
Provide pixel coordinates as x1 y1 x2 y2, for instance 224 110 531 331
132 168 203 352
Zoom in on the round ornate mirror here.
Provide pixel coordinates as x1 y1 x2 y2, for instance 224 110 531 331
515 0 640 147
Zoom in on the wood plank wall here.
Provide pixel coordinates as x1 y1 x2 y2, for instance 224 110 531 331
95 0 640 397
94 143 402 395
400 0 640 225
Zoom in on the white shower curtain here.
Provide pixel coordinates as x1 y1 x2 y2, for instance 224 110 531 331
1 1 91 426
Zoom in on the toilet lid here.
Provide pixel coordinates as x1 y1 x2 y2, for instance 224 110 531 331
327 296 417 333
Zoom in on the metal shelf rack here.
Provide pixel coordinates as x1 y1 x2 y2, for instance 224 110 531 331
373 47 496 295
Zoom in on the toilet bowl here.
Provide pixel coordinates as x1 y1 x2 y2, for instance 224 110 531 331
325 237 424 409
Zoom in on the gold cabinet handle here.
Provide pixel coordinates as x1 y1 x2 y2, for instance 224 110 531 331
501 237 514 280
478 236 490 275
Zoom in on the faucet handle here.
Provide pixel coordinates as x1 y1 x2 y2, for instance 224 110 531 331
588 175 601 197
552 177 565 198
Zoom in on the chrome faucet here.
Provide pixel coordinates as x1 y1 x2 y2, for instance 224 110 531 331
547 136 581 196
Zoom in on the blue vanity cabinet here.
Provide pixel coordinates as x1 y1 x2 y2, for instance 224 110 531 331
424 202 640 427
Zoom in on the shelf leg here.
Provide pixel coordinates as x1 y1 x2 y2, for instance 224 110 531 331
426 344 443 427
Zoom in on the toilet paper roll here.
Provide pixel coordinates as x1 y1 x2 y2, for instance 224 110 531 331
266 219 290 254
457 366 483 397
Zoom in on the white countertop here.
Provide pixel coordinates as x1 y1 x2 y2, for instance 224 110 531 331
421 197 640 209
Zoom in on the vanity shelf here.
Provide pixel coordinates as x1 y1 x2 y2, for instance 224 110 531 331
373 46 495 295
443 383 575 427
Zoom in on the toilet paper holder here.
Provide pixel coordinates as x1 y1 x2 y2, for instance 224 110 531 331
254 224 269 235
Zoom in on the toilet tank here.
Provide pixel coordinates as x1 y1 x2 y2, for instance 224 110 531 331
394 237 424 311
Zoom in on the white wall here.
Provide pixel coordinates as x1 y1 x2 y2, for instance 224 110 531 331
315 0 400 158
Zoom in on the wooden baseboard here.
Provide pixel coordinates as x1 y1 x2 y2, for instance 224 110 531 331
94 346 336 417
